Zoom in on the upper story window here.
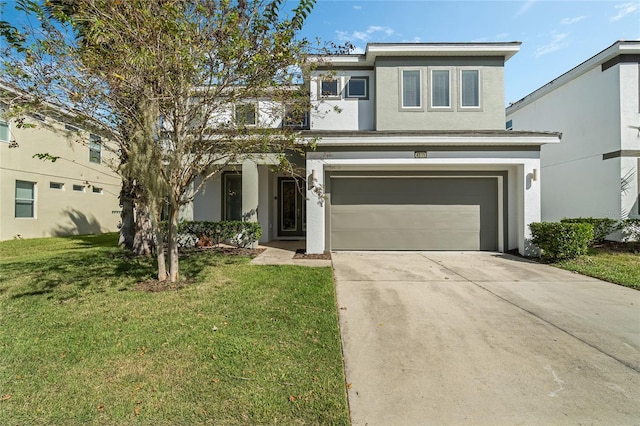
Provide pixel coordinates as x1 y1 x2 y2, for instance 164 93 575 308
65 123 80 132
235 103 257 127
15 180 35 218
0 109 9 142
284 104 309 128
320 78 340 99
89 134 102 163
461 69 480 108
431 69 451 108
401 69 422 109
506 119 513 130
346 77 368 99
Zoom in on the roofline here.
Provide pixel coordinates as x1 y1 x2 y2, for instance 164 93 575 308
312 42 522 66
300 130 561 146
507 40 640 113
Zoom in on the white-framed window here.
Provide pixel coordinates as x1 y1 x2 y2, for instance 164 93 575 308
92 187 103 194
234 103 257 127
319 77 340 99
401 69 422 109
506 119 513 130
89 134 101 163
50 182 64 190
65 123 80 132
346 77 368 99
430 69 451 108
460 69 480 108
283 104 309 128
0 111 9 142
32 113 46 122
73 184 85 192
15 180 35 218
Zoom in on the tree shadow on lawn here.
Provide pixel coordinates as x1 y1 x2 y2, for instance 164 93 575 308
3 247 249 301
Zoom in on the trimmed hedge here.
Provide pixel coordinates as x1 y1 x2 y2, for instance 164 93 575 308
529 222 593 261
162 221 262 249
621 218 640 242
560 217 619 243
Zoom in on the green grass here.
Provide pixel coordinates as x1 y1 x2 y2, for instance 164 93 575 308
0 234 349 425
554 246 640 289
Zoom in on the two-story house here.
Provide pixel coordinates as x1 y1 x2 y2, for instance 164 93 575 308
188 43 561 255
0 85 122 240
506 41 640 234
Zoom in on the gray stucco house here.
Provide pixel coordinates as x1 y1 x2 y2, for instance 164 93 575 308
186 42 560 255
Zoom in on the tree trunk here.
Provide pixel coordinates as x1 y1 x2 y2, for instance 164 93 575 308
150 204 167 281
132 201 154 256
118 179 135 250
168 204 180 282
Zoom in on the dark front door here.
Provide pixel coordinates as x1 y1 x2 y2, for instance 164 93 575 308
278 177 306 237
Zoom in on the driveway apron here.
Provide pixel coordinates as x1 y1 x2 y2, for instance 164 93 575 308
332 251 640 425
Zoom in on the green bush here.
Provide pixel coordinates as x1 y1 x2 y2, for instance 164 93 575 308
560 217 619 244
529 222 593 261
162 220 262 248
620 218 640 242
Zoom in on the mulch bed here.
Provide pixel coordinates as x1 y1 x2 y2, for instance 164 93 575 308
293 249 332 260
595 240 639 253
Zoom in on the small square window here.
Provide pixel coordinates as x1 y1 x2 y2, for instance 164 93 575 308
50 182 64 190
235 104 256 127
92 187 103 194
320 78 340 98
346 77 368 99
73 184 85 192
284 104 309 128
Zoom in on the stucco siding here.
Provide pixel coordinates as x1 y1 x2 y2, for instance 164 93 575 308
507 65 625 221
375 57 505 131
0 116 121 240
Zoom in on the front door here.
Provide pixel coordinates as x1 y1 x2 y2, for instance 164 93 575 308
278 177 306 237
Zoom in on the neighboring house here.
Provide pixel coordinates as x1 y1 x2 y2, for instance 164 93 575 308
506 40 640 234
187 42 561 255
0 86 122 240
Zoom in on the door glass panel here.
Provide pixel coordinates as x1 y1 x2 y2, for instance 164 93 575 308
281 180 297 231
224 174 242 220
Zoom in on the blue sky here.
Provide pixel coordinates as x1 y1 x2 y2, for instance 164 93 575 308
295 0 640 103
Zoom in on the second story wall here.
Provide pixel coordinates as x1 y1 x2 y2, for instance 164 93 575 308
310 69 375 131
375 56 506 131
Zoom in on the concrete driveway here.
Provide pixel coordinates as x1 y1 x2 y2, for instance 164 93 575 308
332 251 640 425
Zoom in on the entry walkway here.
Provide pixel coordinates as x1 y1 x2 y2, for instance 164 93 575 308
250 240 332 267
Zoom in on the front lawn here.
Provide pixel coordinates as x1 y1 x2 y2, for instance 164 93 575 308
0 234 349 425
553 243 640 289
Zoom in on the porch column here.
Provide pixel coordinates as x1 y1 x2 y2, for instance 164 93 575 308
520 160 541 256
306 159 325 254
242 158 259 224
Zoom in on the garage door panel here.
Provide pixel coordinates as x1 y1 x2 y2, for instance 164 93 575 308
330 177 498 251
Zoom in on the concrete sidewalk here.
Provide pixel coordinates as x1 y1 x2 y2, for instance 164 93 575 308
249 240 332 267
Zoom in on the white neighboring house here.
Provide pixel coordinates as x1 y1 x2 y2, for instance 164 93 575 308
506 40 640 235
187 42 561 255
0 85 122 241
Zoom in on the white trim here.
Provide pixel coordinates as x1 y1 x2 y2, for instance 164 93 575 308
346 77 368 99
307 135 561 146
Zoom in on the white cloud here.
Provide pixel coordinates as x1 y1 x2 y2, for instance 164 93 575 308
353 5 362 10
350 46 365 54
560 16 585 25
610 2 640 22
515 0 536 18
535 33 569 58
335 26 395 43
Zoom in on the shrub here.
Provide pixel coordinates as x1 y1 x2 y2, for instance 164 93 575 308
529 222 593 261
620 218 640 242
560 217 619 244
161 220 262 249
